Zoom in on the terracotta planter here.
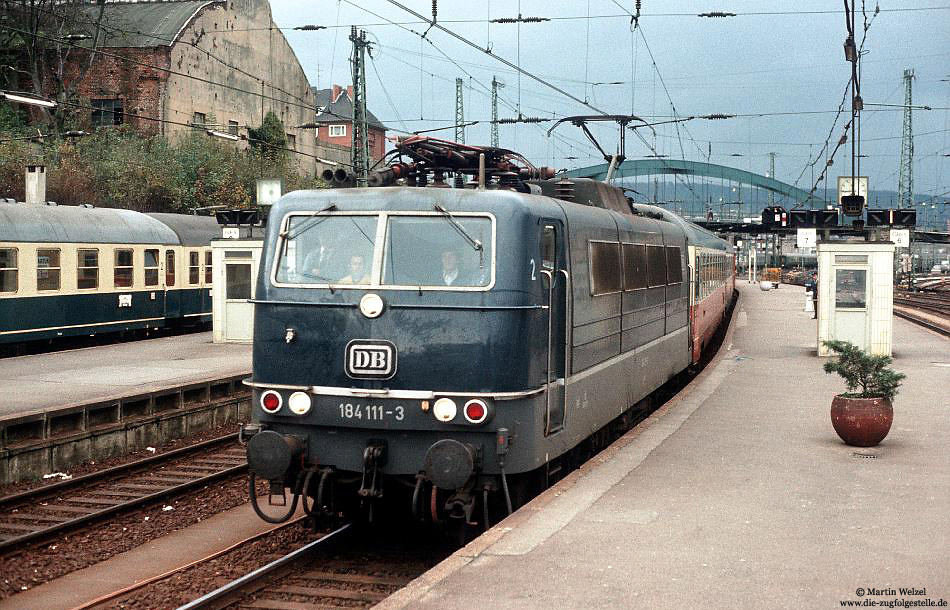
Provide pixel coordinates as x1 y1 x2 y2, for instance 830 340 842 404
830 395 894 447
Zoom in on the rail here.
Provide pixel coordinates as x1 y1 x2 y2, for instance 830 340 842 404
175 522 354 610
0 433 246 552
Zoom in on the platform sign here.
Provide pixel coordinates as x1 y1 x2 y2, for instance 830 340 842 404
889 229 909 247
797 228 817 249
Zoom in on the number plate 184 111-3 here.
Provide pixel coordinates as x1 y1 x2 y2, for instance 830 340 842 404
338 402 405 421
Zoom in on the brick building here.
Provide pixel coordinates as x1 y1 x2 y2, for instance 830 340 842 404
311 85 388 171
62 0 317 169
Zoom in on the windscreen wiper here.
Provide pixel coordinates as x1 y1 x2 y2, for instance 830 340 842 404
433 204 482 252
280 203 338 241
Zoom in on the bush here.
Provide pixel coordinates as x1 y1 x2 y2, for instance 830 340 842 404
0 122 323 210
822 340 905 400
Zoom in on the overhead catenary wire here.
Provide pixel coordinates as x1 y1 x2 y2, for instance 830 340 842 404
341 0 599 163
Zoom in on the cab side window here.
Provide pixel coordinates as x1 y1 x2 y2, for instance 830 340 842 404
541 225 556 270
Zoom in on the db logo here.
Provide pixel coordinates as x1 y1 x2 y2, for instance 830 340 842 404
345 340 397 379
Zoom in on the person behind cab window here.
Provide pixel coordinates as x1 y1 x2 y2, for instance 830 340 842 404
440 249 472 286
338 254 370 284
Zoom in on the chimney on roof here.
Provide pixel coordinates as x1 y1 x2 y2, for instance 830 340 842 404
346 85 353 100
331 84 342 102
25 165 46 205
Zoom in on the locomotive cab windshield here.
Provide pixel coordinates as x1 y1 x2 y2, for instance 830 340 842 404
273 210 494 290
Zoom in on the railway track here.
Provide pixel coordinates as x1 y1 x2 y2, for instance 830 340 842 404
175 522 439 610
894 290 950 336
0 434 246 553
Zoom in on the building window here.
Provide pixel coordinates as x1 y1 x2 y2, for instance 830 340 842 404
37 249 61 291
91 99 123 127
189 250 200 285
329 124 347 137
228 120 239 135
286 133 296 149
204 251 212 284
77 249 99 289
114 249 134 288
192 112 206 127
0 248 17 293
144 249 159 286
165 250 176 287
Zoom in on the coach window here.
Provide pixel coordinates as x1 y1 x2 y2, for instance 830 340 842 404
204 251 213 284
114 249 133 288
37 249 61 291
646 245 667 288
144 249 159 286
589 241 621 296
666 246 682 285
189 251 200 285
0 248 17 292
77 249 99 289
165 250 176 287
622 243 647 290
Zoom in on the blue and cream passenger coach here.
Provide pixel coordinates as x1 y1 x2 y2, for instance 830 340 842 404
243 145 726 526
0 203 219 345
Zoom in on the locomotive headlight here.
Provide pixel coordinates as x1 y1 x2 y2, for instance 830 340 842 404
287 391 312 415
432 397 457 422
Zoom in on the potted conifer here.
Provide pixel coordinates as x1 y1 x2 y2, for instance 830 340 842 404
822 340 906 447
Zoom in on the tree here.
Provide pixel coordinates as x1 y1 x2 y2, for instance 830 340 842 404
247 111 288 165
0 0 107 129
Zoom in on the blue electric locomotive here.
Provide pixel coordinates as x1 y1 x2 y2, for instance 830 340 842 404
243 138 733 526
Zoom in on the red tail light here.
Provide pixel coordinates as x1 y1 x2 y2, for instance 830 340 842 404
260 390 282 413
463 399 488 424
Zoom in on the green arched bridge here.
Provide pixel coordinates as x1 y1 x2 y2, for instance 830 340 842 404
564 159 827 207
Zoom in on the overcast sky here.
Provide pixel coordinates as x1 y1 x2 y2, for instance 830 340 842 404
271 1 949 202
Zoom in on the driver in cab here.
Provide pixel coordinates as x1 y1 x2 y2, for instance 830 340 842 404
338 254 370 285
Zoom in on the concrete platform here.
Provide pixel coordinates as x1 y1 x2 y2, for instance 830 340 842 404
0 332 251 418
380 282 950 610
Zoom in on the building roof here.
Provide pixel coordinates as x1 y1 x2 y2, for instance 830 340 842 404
311 87 387 131
75 1 222 49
